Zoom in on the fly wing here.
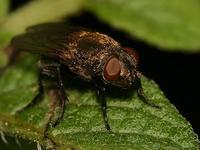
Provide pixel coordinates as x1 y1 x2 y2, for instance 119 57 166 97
11 23 80 58
26 23 70 33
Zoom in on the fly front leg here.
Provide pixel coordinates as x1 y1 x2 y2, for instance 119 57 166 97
136 73 160 109
95 84 111 131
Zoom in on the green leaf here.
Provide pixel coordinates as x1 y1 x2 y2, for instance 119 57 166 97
0 0 10 23
85 0 200 52
0 55 199 149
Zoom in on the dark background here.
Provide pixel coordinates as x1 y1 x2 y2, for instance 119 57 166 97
5 0 200 145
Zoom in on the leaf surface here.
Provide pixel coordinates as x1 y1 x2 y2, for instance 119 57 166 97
0 55 199 149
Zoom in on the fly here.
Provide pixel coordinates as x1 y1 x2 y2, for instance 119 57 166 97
1 23 160 134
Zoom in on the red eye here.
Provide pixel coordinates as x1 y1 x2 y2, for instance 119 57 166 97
104 57 121 81
123 47 139 66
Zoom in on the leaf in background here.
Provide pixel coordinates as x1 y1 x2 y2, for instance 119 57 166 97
0 0 85 49
0 0 10 66
0 55 199 149
85 0 200 52
0 0 10 23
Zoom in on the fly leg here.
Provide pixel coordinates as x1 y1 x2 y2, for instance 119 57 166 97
51 66 68 128
136 73 160 109
95 85 111 130
39 63 68 137
16 56 68 136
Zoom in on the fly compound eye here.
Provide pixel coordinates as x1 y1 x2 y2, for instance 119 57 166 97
104 57 121 81
123 47 139 66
